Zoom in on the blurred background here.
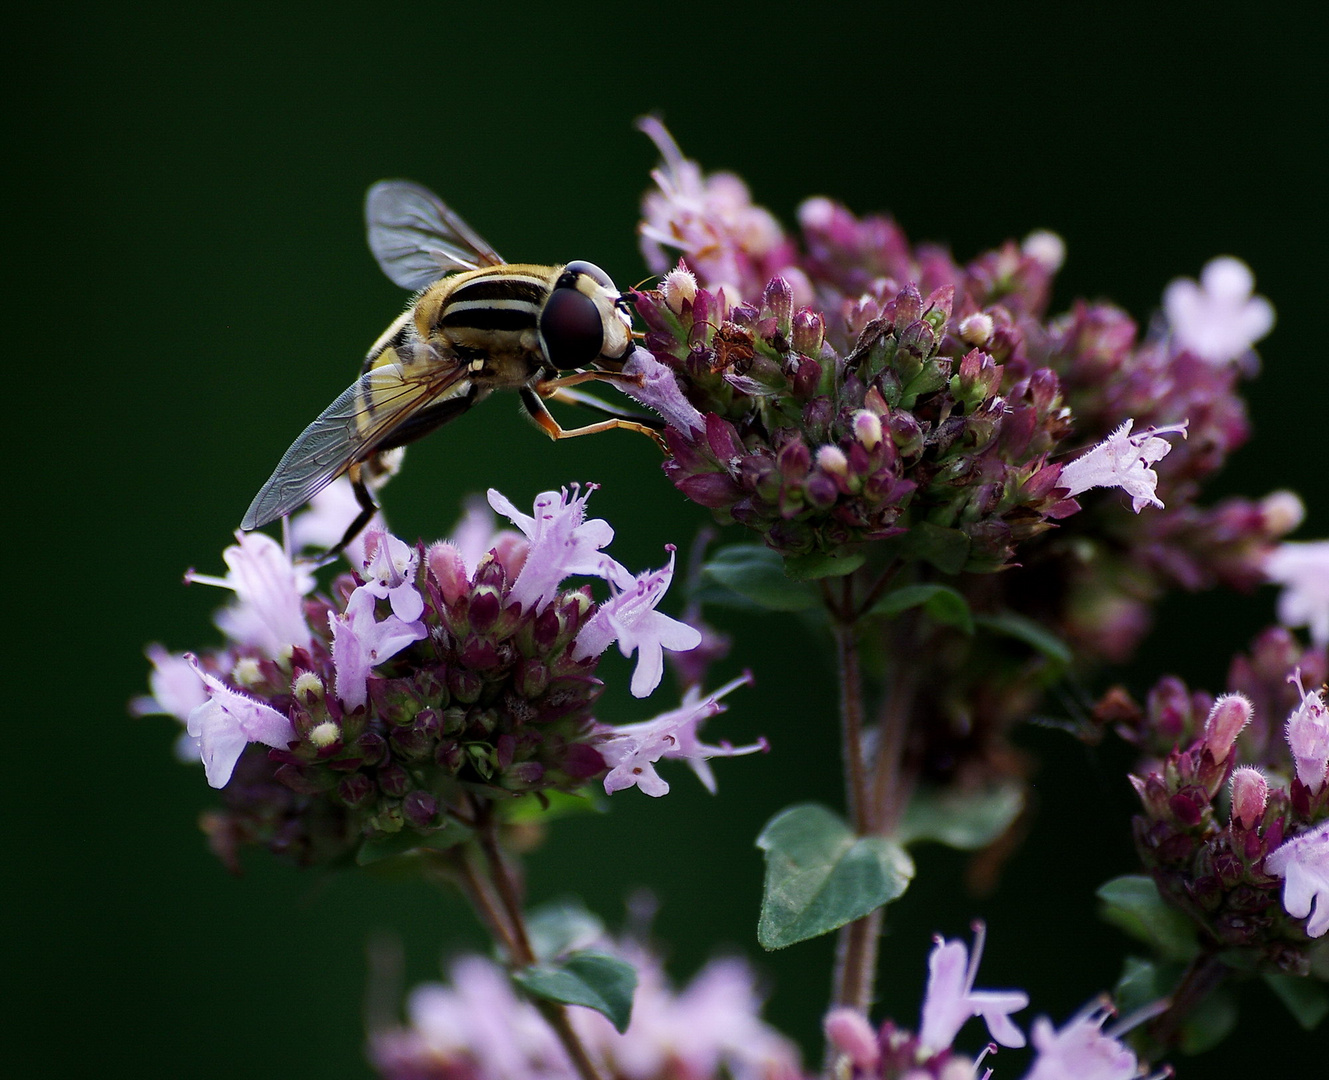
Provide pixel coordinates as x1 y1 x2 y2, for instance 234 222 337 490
8 2 1325 1076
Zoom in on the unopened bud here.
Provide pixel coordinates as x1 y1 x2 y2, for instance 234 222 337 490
403 790 439 829
959 312 995 347
1203 692 1253 763
309 720 340 749
853 410 883 450
791 307 825 354
816 445 849 477
1230 766 1268 829
1022 229 1066 272
1260 490 1305 536
293 671 324 705
662 266 698 314
231 657 263 688
823 1008 880 1071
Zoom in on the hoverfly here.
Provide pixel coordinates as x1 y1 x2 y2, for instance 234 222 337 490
240 180 661 556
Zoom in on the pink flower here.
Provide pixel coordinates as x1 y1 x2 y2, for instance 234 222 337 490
573 547 701 697
1265 540 1329 647
1021 1001 1141 1080
489 485 630 614
1058 420 1188 512
1284 669 1329 794
595 675 762 796
359 529 426 623
1163 255 1274 365
329 586 427 711
621 347 706 434
186 531 314 657
918 924 1027 1055
184 655 297 788
131 644 208 723
1264 820 1329 938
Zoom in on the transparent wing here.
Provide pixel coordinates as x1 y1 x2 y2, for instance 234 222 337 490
241 354 472 530
366 180 506 290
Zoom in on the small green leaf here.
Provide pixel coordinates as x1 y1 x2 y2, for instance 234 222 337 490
868 583 974 634
1113 956 1178 1019
701 544 819 610
898 782 1023 849
501 790 602 825
783 551 866 581
975 612 1073 665
757 803 914 950
513 951 637 1033
525 900 605 962
1264 972 1329 1030
898 522 971 574
355 819 473 866
1097 875 1199 962
1178 984 1238 1055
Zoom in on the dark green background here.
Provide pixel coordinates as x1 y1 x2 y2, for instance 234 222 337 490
9 3 1325 1077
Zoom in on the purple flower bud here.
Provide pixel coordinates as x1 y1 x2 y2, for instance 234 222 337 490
377 761 410 798
763 276 793 333
448 668 482 704
791 307 825 354
777 437 811 482
1230 766 1269 829
1202 692 1253 763
790 355 822 400
402 790 439 829
805 471 840 509
337 772 374 808
892 283 922 327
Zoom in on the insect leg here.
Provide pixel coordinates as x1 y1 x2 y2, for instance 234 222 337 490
314 462 382 567
519 387 667 450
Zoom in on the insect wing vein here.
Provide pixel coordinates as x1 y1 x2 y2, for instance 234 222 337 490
241 359 470 530
366 180 505 290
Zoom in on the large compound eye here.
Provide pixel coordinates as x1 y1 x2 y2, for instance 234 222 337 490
563 260 615 290
540 286 604 368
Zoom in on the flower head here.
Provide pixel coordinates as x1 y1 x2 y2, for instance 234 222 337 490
596 675 763 796
1058 420 1188 513
1265 820 1329 938
573 547 702 698
185 655 297 788
1284 669 1329 794
489 484 630 613
1265 540 1329 647
1021 1001 1141 1080
1163 255 1274 365
918 924 1027 1055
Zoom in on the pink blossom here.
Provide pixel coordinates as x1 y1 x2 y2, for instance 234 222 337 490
186 531 314 657
1163 255 1274 365
1284 669 1329 794
1264 820 1329 938
131 644 208 723
918 924 1027 1055
1021 1002 1141 1080
1058 420 1188 512
488 485 630 614
359 529 425 622
595 675 762 796
184 655 297 788
621 347 706 434
1265 540 1329 647
329 587 427 711
573 547 701 697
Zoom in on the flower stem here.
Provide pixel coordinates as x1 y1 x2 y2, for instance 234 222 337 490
1147 951 1230 1050
829 576 880 1016
473 812 607 1080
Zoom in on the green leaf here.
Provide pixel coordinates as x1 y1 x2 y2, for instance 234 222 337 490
898 522 970 574
513 951 637 1033
1113 956 1178 1019
1264 972 1329 1030
898 782 1023 849
501 790 602 825
975 612 1073 665
783 551 866 581
1178 983 1238 1055
355 819 473 866
1097 875 1199 963
868 583 974 633
701 544 819 610
525 899 605 962
756 803 914 950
